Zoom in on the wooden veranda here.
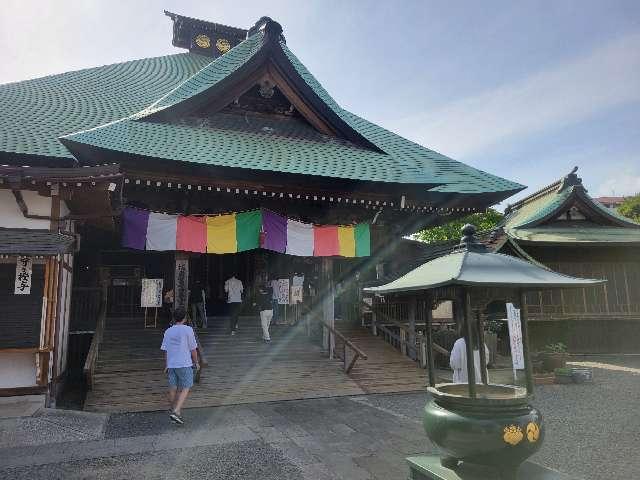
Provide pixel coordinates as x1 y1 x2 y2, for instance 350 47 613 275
83 313 428 413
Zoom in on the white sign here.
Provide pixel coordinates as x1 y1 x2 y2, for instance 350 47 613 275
290 285 303 304
141 278 163 308
14 256 33 295
506 303 525 370
274 279 290 305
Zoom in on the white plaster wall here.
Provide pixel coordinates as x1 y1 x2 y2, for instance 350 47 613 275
0 351 37 388
0 190 51 229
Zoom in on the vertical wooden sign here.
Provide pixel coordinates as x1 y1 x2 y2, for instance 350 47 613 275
174 254 189 311
14 256 33 294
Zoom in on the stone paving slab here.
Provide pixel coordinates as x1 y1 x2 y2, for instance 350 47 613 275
0 395 45 419
1 440 301 480
2 365 637 480
0 425 258 470
0 408 108 449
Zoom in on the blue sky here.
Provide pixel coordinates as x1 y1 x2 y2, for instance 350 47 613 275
1 0 639 206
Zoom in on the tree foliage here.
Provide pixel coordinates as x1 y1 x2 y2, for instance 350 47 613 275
414 209 503 243
618 194 640 223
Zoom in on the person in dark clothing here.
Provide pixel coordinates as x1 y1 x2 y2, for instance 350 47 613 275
254 281 273 343
189 280 206 328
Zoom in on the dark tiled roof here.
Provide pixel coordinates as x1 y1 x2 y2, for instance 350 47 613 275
0 228 75 255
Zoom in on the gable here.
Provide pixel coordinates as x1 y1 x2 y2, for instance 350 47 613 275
168 62 346 140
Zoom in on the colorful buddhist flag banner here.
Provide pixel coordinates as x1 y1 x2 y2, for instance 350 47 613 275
206 213 236 253
121 207 370 257
146 212 178 251
286 219 314 256
236 210 262 252
261 210 287 253
122 207 149 250
176 216 206 253
338 226 356 257
355 223 371 257
314 226 339 256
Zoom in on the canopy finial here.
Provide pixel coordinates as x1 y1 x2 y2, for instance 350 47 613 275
457 224 487 252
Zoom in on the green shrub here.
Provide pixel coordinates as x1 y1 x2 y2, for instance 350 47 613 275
544 342 567 353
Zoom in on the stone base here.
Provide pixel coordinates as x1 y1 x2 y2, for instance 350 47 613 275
407 455 580 480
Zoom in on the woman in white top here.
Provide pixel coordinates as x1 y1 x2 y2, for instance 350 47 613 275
450 333 490 384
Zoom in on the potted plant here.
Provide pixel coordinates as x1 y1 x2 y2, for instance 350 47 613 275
540 342 568 372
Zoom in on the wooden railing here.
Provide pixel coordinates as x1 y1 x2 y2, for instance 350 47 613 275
319 319 367 373
83 286 108 390
368 300 450 366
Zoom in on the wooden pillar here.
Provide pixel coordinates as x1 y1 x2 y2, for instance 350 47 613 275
463 289 477 398
322 257 335 359
519 289 535 395
425 294 436 387
408 296 417 360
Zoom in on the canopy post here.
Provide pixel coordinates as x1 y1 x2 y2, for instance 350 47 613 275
462 289 477 398
519 289 535 395
476 310 488 385
425 293 436 387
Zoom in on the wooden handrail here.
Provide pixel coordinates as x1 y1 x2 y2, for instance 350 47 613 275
318 319 368 359
83 285 108 390
318 319 367 373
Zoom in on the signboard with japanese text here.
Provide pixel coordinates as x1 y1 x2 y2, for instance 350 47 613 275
14 256 33 295
290 285 303 304
506 302 525 370
274 279 290 305
141 278 163 308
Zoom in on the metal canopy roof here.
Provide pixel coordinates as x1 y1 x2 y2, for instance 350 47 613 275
365 225 605 294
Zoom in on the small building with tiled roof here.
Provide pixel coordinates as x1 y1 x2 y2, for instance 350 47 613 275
0 12 526 405
497 168 640 352
594 196 627 210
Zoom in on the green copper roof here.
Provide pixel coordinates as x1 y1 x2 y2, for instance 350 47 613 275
504 184 574 229
60 33 522 194
503 170 640 244
0 53 211 159
509 227 640 244
364 248 604 293
2 20 522 196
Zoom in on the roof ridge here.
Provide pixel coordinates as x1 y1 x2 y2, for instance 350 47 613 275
505 178 563 214
135 33 263 118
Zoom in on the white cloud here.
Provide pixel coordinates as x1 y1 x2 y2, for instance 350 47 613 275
595 171 640 198
395 32 640 158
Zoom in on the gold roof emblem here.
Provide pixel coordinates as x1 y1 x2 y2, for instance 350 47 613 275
195 34 211 49
216 38 231 53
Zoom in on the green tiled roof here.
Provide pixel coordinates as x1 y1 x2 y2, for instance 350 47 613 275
2 23 522 196
504 184 573 229
280 43 518 194
509 227 640 244
503 172 640 244
60 33 522 194
0 53 212 159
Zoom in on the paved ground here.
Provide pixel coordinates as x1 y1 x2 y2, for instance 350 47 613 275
1 355 638 479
